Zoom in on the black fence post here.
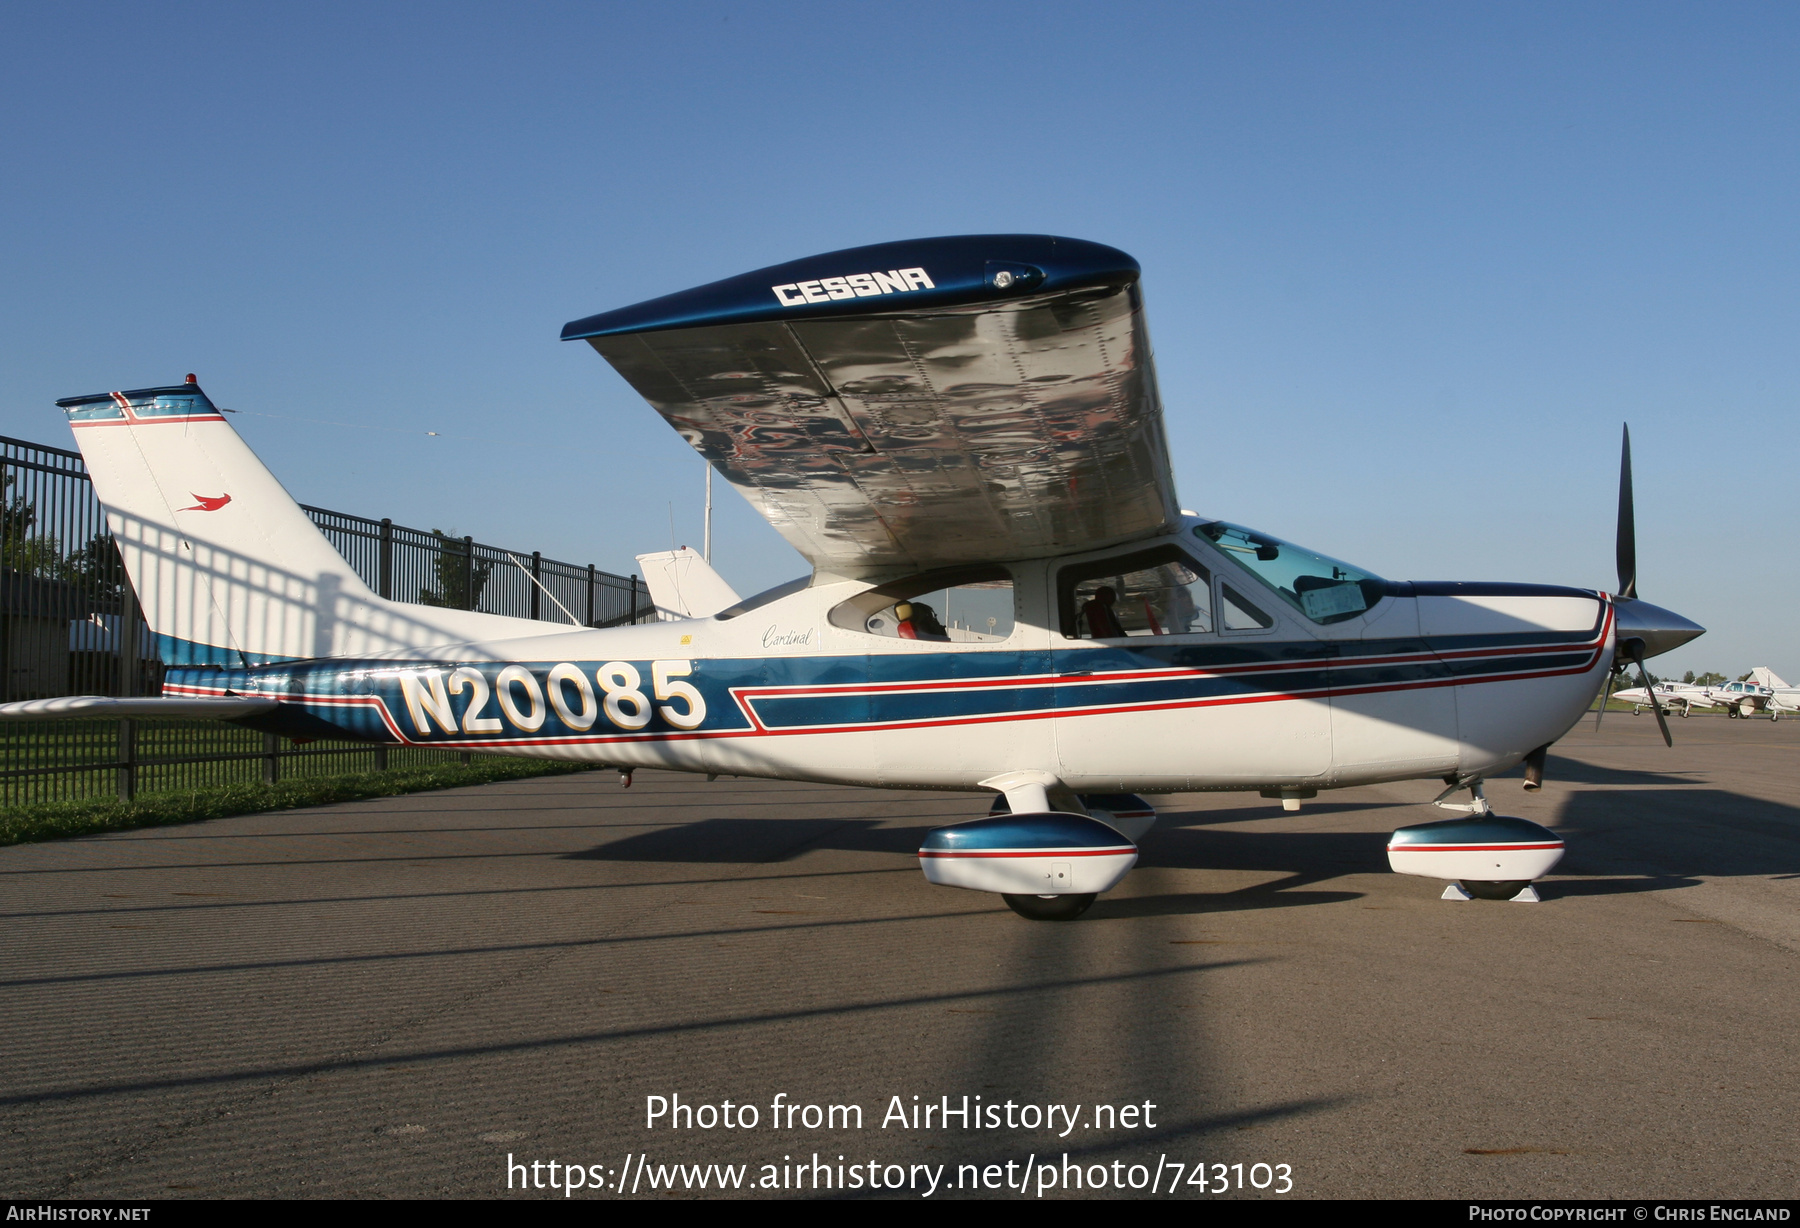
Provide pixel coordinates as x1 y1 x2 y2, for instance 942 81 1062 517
462 536 475 611
630 575 639 625
117 718 136 801
379 518 394 600
374 742 388 772
586 564 595 627
263 732 280 785
530 550 542 621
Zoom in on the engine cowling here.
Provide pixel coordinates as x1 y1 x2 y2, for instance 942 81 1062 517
920 812 1137 896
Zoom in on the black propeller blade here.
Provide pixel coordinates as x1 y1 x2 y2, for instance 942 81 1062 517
1594 664 1617 732
1623 637 1673 748
1616 423 1636 601
1597 422 1633 733
1595 422 1673 745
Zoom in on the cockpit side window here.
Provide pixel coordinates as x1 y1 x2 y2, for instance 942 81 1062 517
1057 546 1213 640
1194 522 1386 625
828 566 1015 642
1220 584 1275 631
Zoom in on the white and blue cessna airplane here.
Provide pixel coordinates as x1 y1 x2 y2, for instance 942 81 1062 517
9 236 1704 917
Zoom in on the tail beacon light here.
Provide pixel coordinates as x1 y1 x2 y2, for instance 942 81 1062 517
1387 815 1565 901
920 813 1137 896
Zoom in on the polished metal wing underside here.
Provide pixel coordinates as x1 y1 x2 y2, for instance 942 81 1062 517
569 236 1180 577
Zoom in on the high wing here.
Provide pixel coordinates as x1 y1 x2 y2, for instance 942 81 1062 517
563 235 1179 578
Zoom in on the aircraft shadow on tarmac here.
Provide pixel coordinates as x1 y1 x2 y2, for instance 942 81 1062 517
1495 756 1704 787
568 814 1367 914
566 782 1800 911
1548 787 1800 887
565 816 913 863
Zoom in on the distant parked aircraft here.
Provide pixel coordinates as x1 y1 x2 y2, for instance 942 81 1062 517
1611 680 1720 718
1752 668 1800 719
1706 668 1796 720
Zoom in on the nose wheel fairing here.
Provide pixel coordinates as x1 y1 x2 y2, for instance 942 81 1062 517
1386 814 1566 884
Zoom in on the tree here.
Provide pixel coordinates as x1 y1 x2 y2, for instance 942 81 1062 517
1693 672 1727 687
418 530 491 611
0 473 65 578
1682 670 1695 684
65 532 126 602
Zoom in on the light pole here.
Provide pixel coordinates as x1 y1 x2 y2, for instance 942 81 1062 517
703 463 713 562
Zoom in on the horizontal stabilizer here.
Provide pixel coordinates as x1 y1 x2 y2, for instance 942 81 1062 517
633 547 741 619
0 695 280 720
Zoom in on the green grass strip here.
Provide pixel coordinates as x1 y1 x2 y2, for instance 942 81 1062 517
0 757 594 847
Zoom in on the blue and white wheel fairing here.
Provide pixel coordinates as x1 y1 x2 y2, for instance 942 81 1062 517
1386 815 1565 887
920 813 1138 896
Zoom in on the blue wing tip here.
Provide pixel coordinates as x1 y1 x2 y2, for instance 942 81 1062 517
560 234 1139 341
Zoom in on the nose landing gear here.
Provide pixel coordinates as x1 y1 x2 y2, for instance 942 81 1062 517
1001 893 1098 921
1389 779 1565 902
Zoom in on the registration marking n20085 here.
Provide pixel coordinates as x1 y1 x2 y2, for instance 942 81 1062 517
397 660 705 737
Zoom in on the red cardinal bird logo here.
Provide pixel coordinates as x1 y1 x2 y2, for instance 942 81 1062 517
180 493 232 512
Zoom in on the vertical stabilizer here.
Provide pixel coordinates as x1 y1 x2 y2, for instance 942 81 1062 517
633 547 741 620
1748 667 1791 690
59 380 564 665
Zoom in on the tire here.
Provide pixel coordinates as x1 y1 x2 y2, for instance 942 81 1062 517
1002 892 1098 921
1460 880 1531 901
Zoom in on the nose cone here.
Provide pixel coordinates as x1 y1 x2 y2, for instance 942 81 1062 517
1613 597 1705 659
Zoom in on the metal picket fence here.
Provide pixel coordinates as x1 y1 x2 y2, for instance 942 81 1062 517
0 434 646 805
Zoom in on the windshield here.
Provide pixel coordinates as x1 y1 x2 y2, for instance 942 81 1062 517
1193 522 1386 625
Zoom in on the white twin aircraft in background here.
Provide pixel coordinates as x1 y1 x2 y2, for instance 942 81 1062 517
1614 668 1794 720
5 235 1705 917
1610 680 1720 717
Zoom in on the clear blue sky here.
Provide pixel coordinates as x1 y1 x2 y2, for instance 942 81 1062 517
2 2 1794 680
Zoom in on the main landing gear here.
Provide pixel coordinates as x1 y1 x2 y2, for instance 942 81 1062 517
1455 880 1534 901
919 779 1147 921
1002 893 1098 921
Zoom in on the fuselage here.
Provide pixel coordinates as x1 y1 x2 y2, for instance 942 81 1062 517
164 517 1614 797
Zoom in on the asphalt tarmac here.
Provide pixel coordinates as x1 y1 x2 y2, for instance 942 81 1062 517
3 713 1797 1200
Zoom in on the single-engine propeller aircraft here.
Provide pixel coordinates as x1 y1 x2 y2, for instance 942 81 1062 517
6 235 1706 917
